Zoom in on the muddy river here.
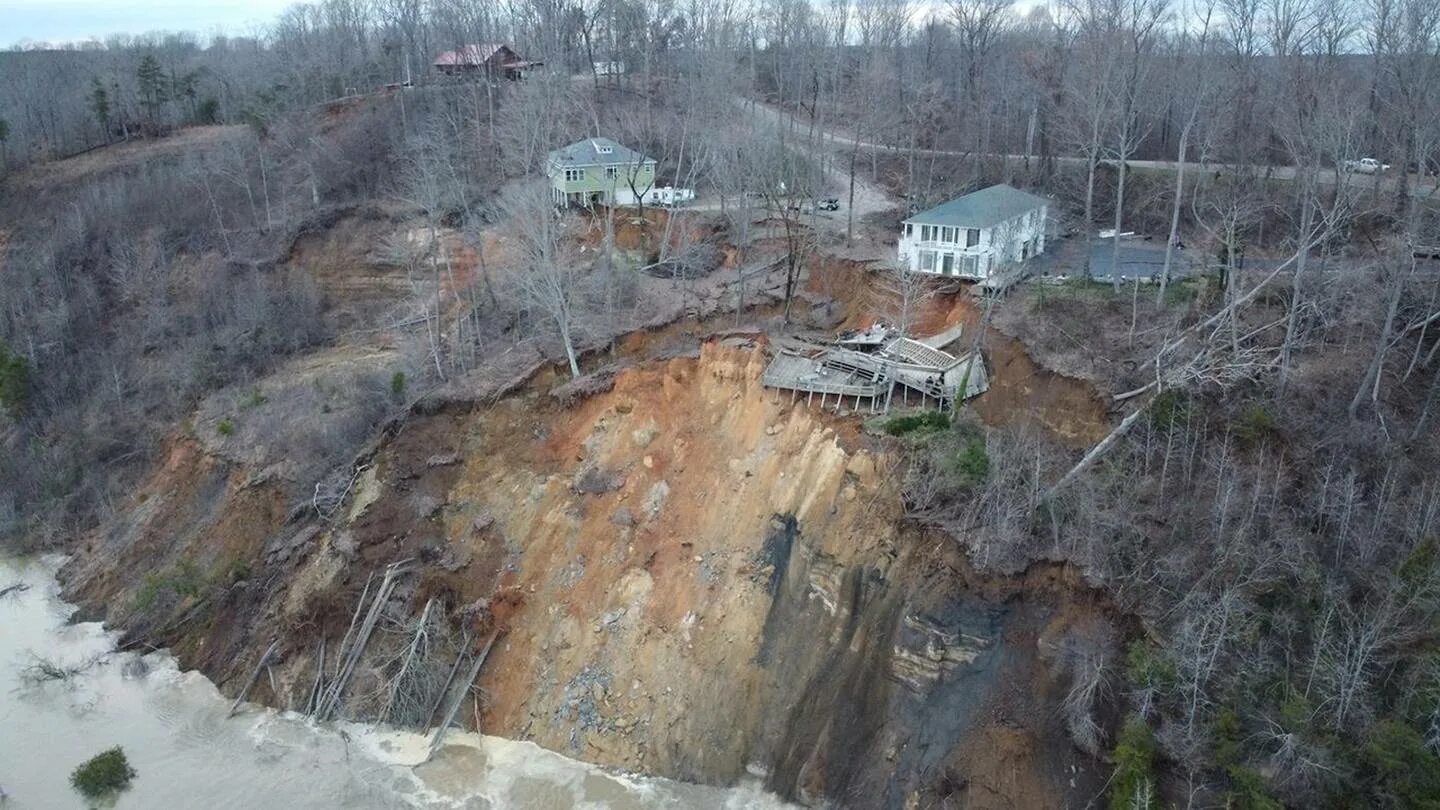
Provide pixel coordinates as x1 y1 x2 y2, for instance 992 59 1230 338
0 555 790 809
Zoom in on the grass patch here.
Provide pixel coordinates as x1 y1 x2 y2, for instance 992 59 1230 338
240 386 267 409
882 410 949 436
1031 277 1125 311
132 560 205 612
216 417 235 437
1163 276 1203 306
71 747 136 799
391 370 407 398
220 557 253 586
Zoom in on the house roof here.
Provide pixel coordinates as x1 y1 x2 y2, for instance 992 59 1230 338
433 43 512 67
548 137 653 168
905 184 1050 229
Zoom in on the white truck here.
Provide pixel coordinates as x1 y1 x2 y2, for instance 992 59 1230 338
640 186 695 207
1344 157 1391 174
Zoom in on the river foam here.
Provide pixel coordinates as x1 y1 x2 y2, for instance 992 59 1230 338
0 554 792 809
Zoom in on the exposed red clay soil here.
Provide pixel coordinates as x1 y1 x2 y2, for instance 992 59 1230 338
61 339 1113 808
53 195 1124 807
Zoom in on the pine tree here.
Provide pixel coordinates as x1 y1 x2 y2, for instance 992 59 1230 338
136 54 167 129
89 78 111 141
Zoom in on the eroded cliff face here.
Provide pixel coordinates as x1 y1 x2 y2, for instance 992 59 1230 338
62 340 1112 808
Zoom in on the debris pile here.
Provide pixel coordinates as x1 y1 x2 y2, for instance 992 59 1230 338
762 324 988 413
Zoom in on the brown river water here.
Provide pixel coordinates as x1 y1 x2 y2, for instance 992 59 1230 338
0 555 793 809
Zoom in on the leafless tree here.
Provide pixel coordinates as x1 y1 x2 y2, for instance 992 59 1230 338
496 181 588 378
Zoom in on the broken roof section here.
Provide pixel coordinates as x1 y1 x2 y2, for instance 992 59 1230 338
548 137 654 169
905 183 1050 230
763 325 988 411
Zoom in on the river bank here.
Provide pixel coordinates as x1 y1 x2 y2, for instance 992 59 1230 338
0 554 791 809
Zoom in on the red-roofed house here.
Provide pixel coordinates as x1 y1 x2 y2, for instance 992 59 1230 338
432 43 541 80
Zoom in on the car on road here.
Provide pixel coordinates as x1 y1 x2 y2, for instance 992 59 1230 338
1344 157 1391 174
784 198 839 214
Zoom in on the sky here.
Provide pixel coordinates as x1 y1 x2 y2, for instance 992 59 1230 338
4 0 296 47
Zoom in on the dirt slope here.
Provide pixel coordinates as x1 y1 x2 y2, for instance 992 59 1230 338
61 339 1114 807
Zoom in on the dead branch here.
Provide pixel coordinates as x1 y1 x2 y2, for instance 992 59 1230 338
229 639 281 718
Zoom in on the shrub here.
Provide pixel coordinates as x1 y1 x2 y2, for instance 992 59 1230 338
1398 538 1439 594
216 418 235 436
882 410 949 436
1363 720 1440 809
948 436 990 488
0 339 29 417
197 97 220 124
1108 716 1158 810
1148 389 1190 430
390 370 406 398
1233 404 1278 447
1125 639 1177 692
1214 709 1283 810
221 557 252 585
132 561 205 612
71 746 136 798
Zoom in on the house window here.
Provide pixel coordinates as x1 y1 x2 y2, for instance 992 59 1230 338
606 166 619 179
919 250 936 272
905 223 913 237
961 255 978 276
966 228 980 247
565 168 586 182
921 225 935 242
941 227 954 243
942 253 955 275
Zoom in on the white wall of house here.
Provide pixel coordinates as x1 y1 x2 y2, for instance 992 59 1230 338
896 205 1048 278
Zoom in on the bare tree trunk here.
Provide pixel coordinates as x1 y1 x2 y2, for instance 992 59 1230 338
846 137 859 245
1047 401 1151 499
1083 154 1098 279
1279 185 1314 391
1350 259 1410 421
1110 145 1129 292
1158 124 1190 306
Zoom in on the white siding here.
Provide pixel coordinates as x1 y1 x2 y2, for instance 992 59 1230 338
896 204 1047 279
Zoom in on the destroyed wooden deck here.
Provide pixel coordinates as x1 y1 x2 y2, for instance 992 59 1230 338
761 325 989 412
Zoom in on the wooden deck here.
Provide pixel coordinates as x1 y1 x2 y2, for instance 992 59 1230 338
761 326 989 413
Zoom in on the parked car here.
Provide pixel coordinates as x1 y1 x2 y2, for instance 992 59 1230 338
816 198 840 211
1344 157 1391 174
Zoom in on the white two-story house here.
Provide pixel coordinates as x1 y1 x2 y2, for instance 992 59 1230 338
897 184 1050 279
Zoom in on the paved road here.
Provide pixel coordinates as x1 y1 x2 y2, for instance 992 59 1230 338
688 97 898 238
742 97 1436 196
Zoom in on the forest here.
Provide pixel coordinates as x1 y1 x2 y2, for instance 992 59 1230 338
2 0 1439 807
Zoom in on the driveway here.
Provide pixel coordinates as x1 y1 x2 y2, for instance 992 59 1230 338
1031 234 1295 284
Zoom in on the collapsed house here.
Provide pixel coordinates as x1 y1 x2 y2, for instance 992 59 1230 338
762 324 988 413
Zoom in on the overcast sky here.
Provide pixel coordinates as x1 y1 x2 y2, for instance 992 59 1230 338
5 0 296 47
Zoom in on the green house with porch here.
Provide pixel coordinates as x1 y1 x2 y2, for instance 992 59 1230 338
547 137 656 207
